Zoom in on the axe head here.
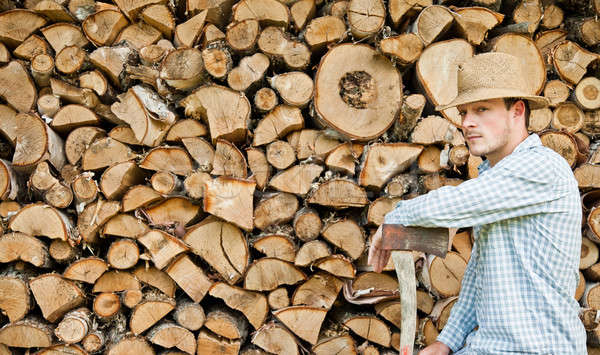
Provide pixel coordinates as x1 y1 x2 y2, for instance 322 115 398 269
381 224 452 257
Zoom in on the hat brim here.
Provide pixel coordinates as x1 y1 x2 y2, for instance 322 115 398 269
435 87 549 111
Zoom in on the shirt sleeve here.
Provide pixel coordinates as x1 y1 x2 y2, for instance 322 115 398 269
383 162 571 228
436 243 479 351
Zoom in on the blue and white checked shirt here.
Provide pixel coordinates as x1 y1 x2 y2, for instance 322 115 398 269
384 134 586 354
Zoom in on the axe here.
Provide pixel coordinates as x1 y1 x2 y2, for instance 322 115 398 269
381 224 454 355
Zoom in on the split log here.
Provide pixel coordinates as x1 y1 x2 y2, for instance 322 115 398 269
257 26 311 70
82 137 136 171
50 78 99 108
183 171 211 199
312 334 357 354
247 147 271 190
122 185 163 212
451 7 503 46
182 137 214 171
0 10 47 48
92 270 141 293
359 143 423 190
294 240 331 267
286 129 318 159
103 214 150 239
148 322 196 354
273 306 327 344
0 317 53 348
202 45 233 80
31 54 54 87
419 252 467 298
159 48 206 91
197 329 241 355
269 163 323 196
226 19 259 54
166 254 212 303
314 254 356 279
133 265 176 298
228 53 269 92
107 238 140 269
581 237 599 269
203 176 255 231
322 219 364 260
254 192 298 230
0 275 31 323
539 130 587 168
268 288 289 310
307 178 369 208
211 139 248 178
138 230 189 269
122 289 143 309
29 273 85 322
140 147 193 176
270 72 313 107
9 203 71 241
528 108 552 132
174 10 207 48
343 316 391 347
54 307 91 343
411 5 453 45
380 33 423 66
304 16 345 51
13 113 64 171
106 336 155 355
552 41 599 85
251 323 299 355
253 234 295 262
253 105 304 146
63 257 108 283
292 272 343 309
82 10 129 47
184 215 248 284
205 308 249 340
130 293 176 335
77 199 121 243
325 142 363 175
314 44 402 141
244 258 306 291
208 282 268 329
166 119 208 142
233 0 290 27
0 232 51 267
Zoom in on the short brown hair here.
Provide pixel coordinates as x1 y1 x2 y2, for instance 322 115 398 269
503 98 530 129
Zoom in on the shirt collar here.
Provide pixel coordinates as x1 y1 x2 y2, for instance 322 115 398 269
477 133 541 174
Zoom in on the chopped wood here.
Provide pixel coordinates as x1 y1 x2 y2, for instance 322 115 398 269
82 137 136 171
253 234 296 262
270 72 313 107
410 115 465 146
202 45 233 80
82 329 105 353
269 163 323 196
0 232 50 267
268 288 289 310
291 0 316 31
205 308 248 340
291 272 342 309
322 219 364 260
130 293 176 335
138 230 189 269
182 137 214 171
141 5 175 39
103 214 150 239
254 192 298 230
551 102 585 133
166 119 208 142
451 6 503 46
0 275 31 322
31 54 54 87
388 0 431 27
122 289 143 308
244 257 306 291
9 203 71 241
228 53 269 92
148 322 196 354
233 0 290 27
29 273 85 322
325 142 363 175
0 317 53 348
293 207 322 242
183 171 211 199
359 143 423 189
0 104 16 145
0 9 47 48
13 113 64 171
203 176 255 231
251 323 299 355
247 147 271 190
314 254 356 279
313 334 357 354
174 301 205 331
197 329 242 355
272 306 327 344
343 316 391 347
208 282 268 329
575 77 600 110
166 254 212 302
140 147 193 176
226 19 259 54
379 33 423 66
49 239 77 264
307 178 368 208
0 159 18 201
552 40 599 85
106 336 155 355
63 256 108 283
304 16 345 51
366 196 402 226
253 105 304 146
539 130 587 168
257 26 310 70
187 0 233 27
347 0 385 39
78 199 121 243
92 270 141 292
211 138 248 178
294 240 331 267
419 252 467 298
174 10 207 48
93 292 120 318
122 185 163 212
106 238 140 269
82 10 128 47
41 23 88 53
254 87 278 113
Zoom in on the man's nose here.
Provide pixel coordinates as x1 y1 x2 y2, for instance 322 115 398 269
461 112 476 129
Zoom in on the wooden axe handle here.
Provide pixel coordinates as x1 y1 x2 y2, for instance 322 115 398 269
392 250 416 355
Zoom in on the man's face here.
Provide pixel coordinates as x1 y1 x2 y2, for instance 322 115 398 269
457 98 512 159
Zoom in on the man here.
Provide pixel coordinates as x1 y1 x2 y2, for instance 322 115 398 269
368 52 586 354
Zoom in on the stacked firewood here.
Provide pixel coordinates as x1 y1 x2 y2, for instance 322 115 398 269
0 0 600 353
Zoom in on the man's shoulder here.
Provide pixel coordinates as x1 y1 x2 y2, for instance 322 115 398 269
500 144 575 183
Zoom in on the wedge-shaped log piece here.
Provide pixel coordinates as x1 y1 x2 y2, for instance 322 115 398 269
246 147 271 190
65 127 106 165
553 41 600 85
325 142 363 175
174 10 207 48
9 203 71 241
50 78 99 108
268 287 289 310
103 214 150 239
82 137 136 171
410 116 464 146
133 265 176 297
347 0 385 39
33 0 75 22
359 143 423 190
197 329 241 355
0 10 47 48
269 163 323 196
228 53 269 92
290 0 316 31
367 195 402 226
307 178 368 208
130 293 177 335
209 282 268 329
140 147 193 176
182 137 214 171
295 240 330 267
93 270 140 293
416 39 474 127
36 344 88 354
159 48 206 91
122 185 163 212
314 44 401 141
253 234 295 262
180 84 250 144
452 7 503 46
138 230 189 269
272 306 327 345
205 308 248 340
167 119 208 142
344 316 391 347
106 336 154 355
41 23 88 53
83 10 129 47
78 200 121 243
101 161 146 200
489 33 545 95
111 86 174 147
0 61 37 112
0 318 53 348
0 276 31 322
89 45 135 88
254 192 298 230
253 105 304 146
270 72 313 107
141 4 175 38
148 322 196 354
115 22 162 51
187 0 233 27
292 272 342 309
29 274 85 322
305 16 345 51
166 254 212 302
63 257 108 284
575 164 600 189
244 257 306 291
202 24 226 47
411 5 453 45
314 254 355 279
233 0 290 27
313 334 357 354
144 197 201 228
184 171 211 199
0 232 51 267
13 113 64 171
112 0 164 20
322 219 364 260
211 139 248 178
251 322 299 355
184 216 248 284
380 33 423 66
0 105 16 145
258 26 310 70
203 176 255 231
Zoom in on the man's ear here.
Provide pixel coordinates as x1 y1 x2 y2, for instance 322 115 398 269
511 100 526 121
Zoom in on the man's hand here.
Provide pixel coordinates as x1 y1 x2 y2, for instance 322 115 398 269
418 341 451 355
368 224 391 273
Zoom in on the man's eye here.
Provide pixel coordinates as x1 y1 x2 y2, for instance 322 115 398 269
459 111 466 116
477 107 487 112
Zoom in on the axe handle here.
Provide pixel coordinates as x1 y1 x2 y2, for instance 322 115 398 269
392 250 416 355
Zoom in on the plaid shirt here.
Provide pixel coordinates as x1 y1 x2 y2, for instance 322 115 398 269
384 134 586 354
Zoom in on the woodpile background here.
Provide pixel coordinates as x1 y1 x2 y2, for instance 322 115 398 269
0 0 599 353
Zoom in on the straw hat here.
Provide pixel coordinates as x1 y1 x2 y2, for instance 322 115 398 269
435 52 549 111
